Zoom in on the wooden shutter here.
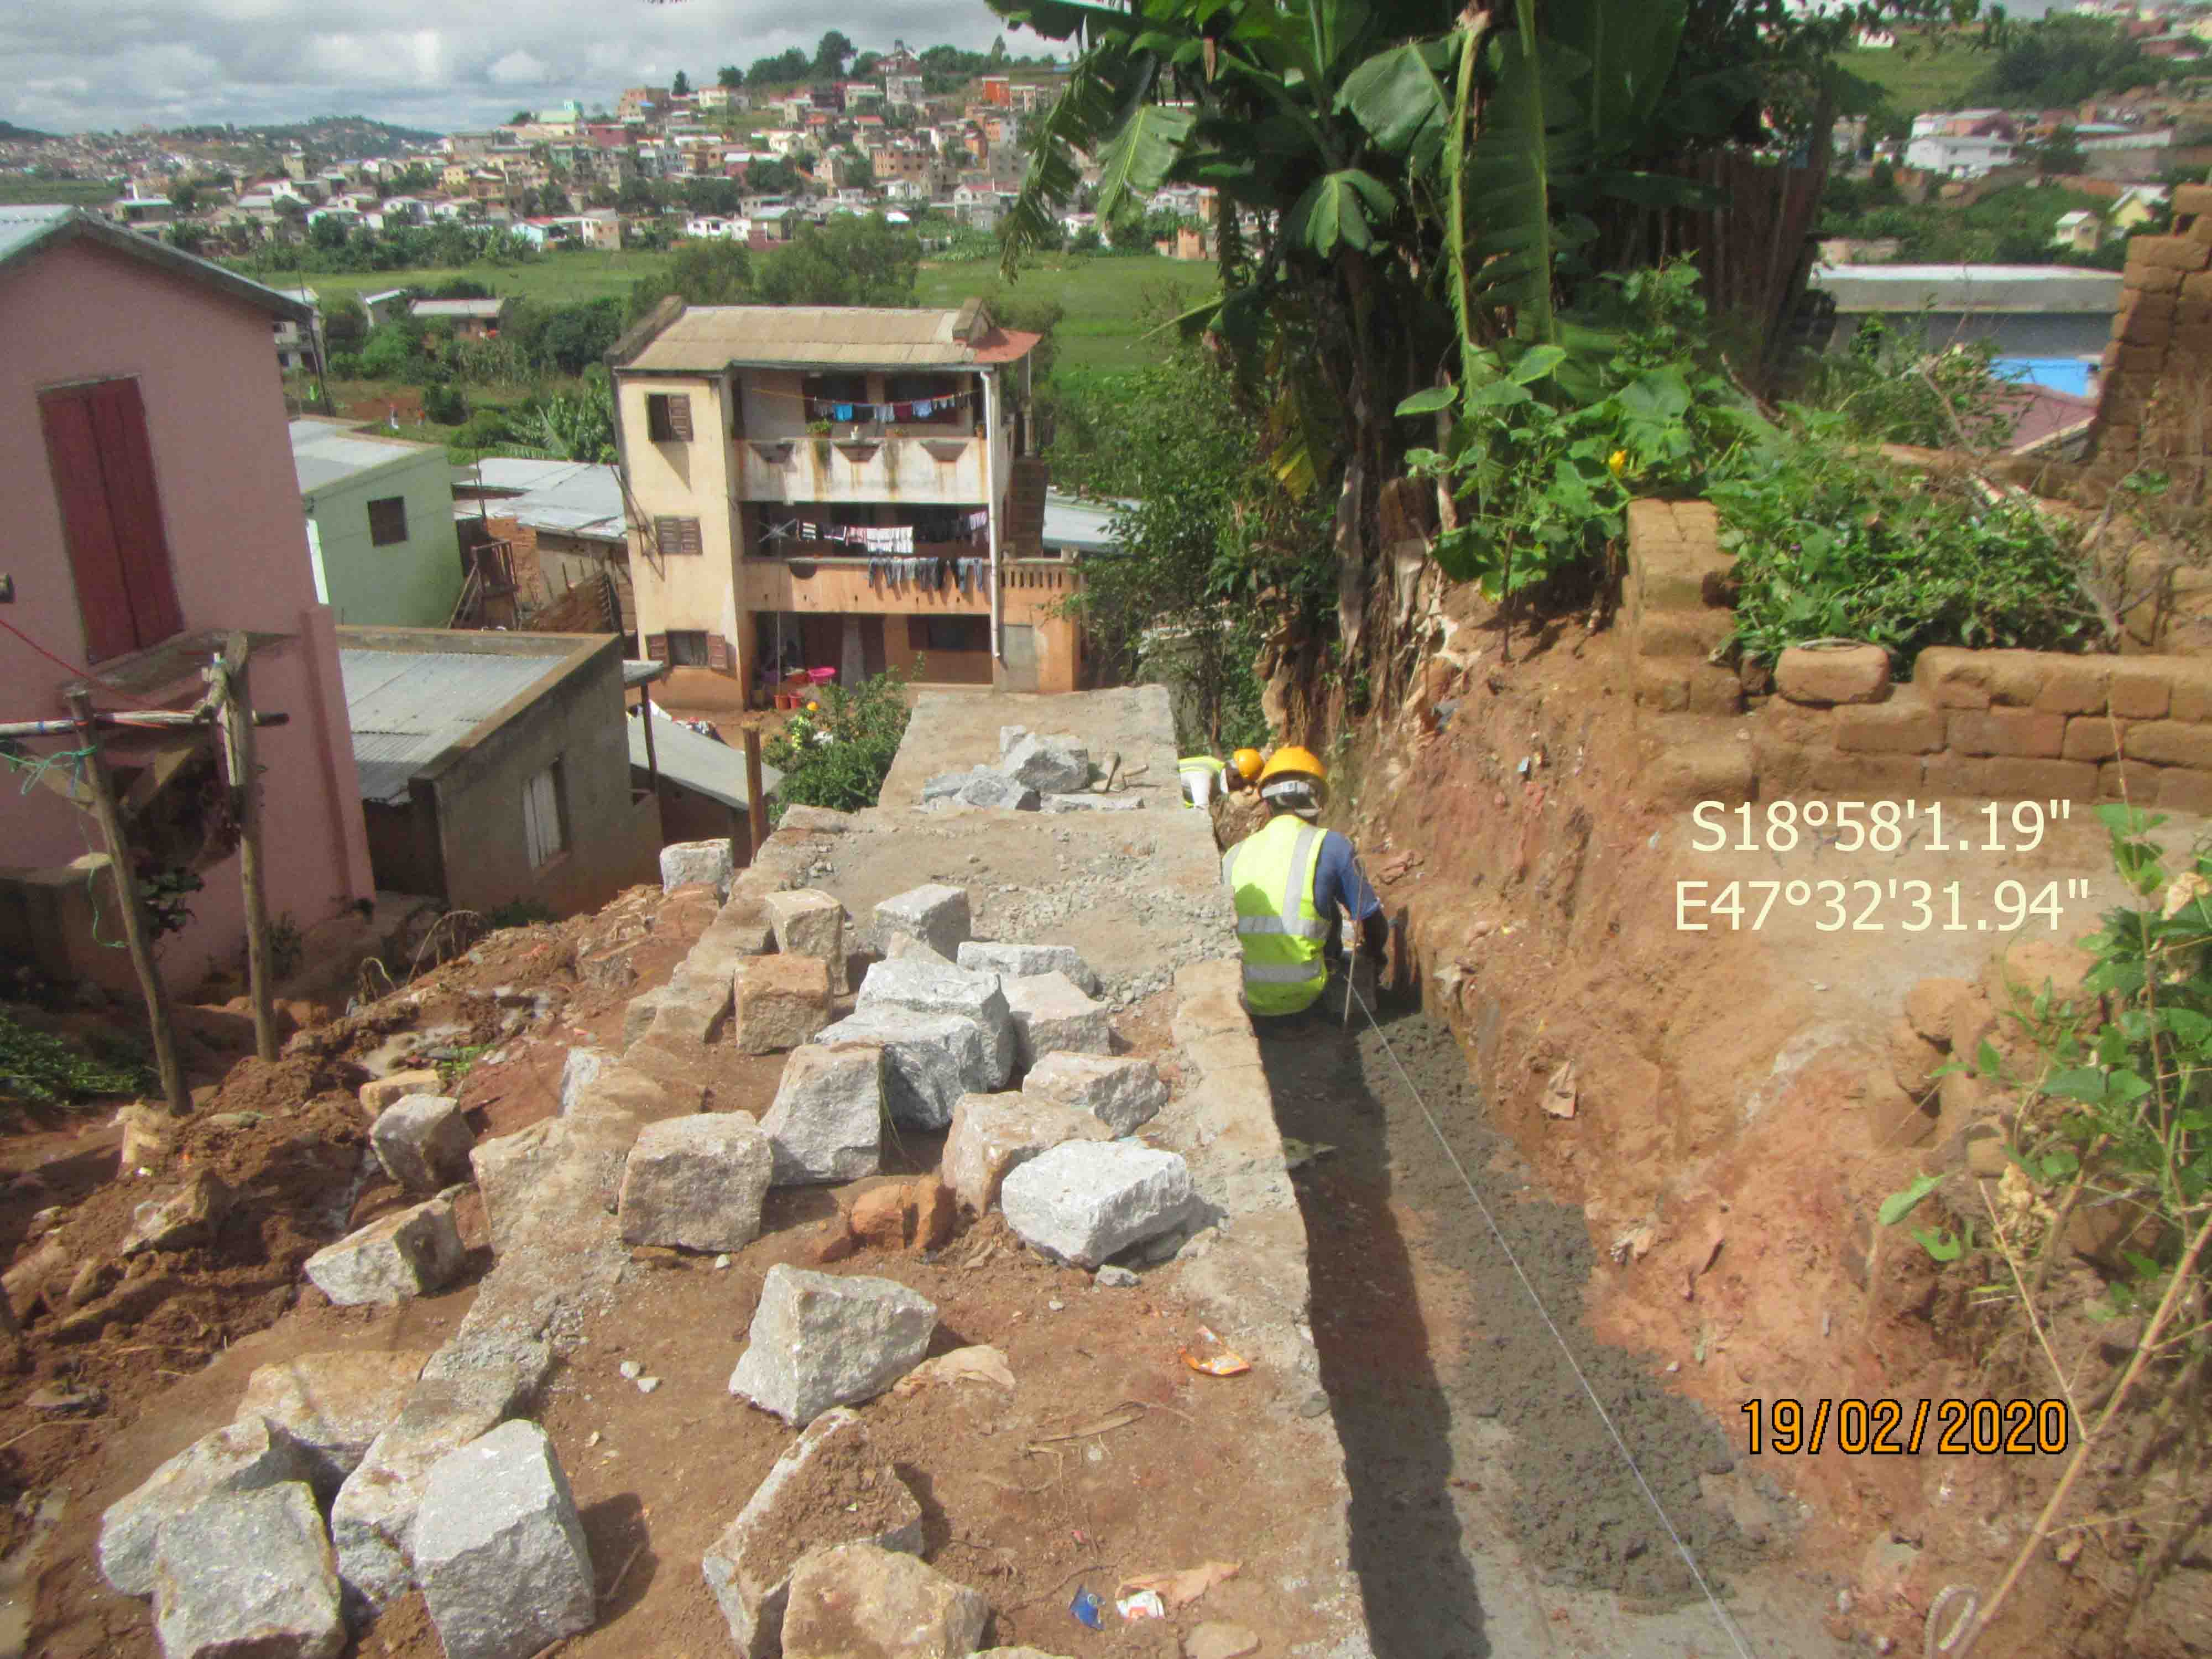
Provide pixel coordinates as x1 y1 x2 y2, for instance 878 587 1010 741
706 633 733 670
645 632 669 662
667 394 693 440
654 516 703 556
522 765 565 868
653 515 680 555
39 378 183 662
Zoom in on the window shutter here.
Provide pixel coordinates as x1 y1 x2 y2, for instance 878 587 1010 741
646 632 669 662
85 380 184 646
707 633 733 670
668 394 693 441
676 517 703 555
39 379 182 662
653 516 679 554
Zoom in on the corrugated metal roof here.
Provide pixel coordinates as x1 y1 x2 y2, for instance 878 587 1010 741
624 305 1039 372
453 458 625 540
1041 492 1133 556
411 298 505 318
293 419 442 493
628 711 782 811
341 647 562 804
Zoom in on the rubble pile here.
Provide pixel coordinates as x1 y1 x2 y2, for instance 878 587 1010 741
82 806 1228 1659
916 726 1146 814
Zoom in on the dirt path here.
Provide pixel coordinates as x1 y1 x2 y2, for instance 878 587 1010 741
1270 992 1850 1658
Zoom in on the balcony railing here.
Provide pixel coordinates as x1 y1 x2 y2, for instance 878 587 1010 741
737 431 993 505
740 553 1080 617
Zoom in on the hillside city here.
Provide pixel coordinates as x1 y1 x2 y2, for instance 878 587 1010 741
0 40 1207 260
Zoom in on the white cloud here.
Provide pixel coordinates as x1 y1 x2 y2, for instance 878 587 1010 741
486 48 550 87
0 0 1048 134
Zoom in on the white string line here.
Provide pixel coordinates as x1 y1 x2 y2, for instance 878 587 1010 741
1343 974 1759 1659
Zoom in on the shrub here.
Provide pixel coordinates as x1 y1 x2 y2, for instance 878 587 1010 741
1712 427 2099 675
761 668 914 822
0 1010 153 1106
421 381 467 426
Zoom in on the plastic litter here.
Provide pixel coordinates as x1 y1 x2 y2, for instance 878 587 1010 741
1179 1326 1252 1377
1070 1588 1104 1630
1117 1590 1166 1622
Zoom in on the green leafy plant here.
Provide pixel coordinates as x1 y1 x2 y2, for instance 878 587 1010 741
0 1010 154 1106
137 863 205 941
1404 262 1770 600
436 1042 495 1087
762 669 916 822
1792 315 2021 451
1712 420 2099 675
486 899 556 930
267 912 305 982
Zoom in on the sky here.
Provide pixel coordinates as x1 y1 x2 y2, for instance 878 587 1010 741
2 0 1042 137
4 1 2093 140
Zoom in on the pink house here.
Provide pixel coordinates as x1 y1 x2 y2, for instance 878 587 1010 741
0 206 373 995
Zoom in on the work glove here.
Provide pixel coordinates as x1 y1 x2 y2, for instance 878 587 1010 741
1358 914 1390 964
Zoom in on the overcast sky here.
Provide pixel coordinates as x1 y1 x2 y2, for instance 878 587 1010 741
3 0 1041 137
6 1 2084 140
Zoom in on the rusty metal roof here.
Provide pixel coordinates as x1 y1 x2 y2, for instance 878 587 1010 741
621 304 1040 372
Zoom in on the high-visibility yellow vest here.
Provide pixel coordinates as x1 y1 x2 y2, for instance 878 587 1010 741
1178 754 1225 809
1221 813 1330 1015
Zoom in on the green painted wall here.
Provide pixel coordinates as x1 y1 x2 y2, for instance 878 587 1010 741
305 450 465 626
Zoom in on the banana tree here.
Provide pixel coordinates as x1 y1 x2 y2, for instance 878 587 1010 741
992 0 1720 672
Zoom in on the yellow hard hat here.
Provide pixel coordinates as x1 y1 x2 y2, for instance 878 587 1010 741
1230 747 1264 781
1257 745 1327 787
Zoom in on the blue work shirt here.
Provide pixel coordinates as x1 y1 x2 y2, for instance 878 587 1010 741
1310 828 1382 925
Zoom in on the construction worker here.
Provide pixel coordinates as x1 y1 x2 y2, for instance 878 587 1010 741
1220 747 1387 1021
1212 747 1270 850
1178 752 1228 810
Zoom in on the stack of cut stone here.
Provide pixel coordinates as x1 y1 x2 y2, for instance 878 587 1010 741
96 1350 597 1659
918 725 1138 813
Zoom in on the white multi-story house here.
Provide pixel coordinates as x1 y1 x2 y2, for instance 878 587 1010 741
1903 133 2016 178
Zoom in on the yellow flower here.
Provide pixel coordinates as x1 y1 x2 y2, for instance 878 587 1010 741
806 701 820 712
1608 450 1629 478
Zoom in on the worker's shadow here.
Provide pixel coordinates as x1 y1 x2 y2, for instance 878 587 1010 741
1260 974 1490 1658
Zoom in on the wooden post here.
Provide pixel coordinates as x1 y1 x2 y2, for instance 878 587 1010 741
743 725 768 863
639 682 660 791
64 690 191 1117
212 634 279 1061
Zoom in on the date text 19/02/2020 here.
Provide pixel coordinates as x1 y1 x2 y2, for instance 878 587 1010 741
1740 1397 2073 1457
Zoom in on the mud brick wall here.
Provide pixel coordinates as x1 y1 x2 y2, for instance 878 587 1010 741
2090 187 2212 488
1623 498 2212 806
1621 499 1744 718
1758 649 2212 810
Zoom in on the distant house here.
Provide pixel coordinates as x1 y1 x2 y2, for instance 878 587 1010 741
0 206 374 994
268 285 324 374
1902 133 2015 178
625 677 781 851
408 296 508 339
339 628 661 916
609 299 1081 696
2051 209 2101 254
451 457 632 632
112 196 175 228
291 418 465 626
362 287 410 327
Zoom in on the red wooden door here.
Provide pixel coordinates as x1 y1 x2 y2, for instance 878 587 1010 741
39 379 184 662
